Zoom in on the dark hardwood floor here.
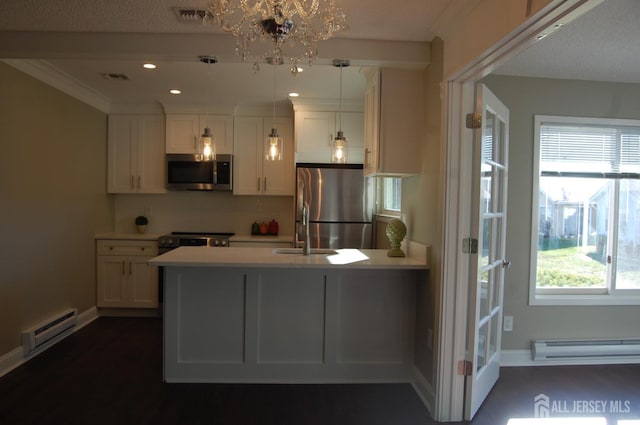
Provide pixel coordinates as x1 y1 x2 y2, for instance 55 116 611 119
0 317 638 424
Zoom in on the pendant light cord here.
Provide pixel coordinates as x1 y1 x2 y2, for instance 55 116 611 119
338 64 343 131
206 61 211 117
272 62 277 128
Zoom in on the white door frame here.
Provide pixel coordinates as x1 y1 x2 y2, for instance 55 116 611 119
433 0 602 421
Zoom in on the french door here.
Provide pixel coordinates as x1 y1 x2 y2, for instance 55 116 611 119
464 84 510 420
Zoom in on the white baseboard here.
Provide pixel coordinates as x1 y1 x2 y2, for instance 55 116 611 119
0 306 99 379
500 349 640 367
0 346 26 379
410 365 435 416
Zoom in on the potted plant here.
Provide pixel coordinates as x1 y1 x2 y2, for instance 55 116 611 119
135 215 148 234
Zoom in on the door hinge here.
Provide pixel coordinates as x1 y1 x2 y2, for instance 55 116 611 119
458 360 473 376
462 238 478 254
466 112 481 129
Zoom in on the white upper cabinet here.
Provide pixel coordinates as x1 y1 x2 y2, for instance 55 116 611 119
233 116 294 196
294 110 364 164
165 114 233 155
107 115 165 194
363 68 424 176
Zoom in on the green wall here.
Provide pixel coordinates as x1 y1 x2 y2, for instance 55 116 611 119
0 62 113 355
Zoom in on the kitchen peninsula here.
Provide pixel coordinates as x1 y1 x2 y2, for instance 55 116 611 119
149 246 429 383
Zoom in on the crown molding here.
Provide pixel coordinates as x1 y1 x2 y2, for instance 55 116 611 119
2 59 111 113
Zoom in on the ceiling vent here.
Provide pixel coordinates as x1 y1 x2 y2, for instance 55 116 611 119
101 73 130 81
173 7 213 23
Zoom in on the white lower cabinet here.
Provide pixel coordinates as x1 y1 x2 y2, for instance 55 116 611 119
233 116 294 196
96 240 158 308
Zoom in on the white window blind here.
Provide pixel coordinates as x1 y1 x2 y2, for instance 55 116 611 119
539 121 640 177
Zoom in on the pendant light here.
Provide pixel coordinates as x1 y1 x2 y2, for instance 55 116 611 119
199 55 217 161
332 59 349 163
265 58 283 161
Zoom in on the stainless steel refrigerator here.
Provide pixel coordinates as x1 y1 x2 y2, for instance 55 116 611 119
295 163 374 249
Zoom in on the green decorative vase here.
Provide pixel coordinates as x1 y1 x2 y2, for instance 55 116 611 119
386 219 407 257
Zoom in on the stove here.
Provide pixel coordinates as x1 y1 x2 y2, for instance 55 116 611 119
158 232 235 253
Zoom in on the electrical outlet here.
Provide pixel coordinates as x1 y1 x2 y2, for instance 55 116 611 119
503 315 513 332
427 328 433 350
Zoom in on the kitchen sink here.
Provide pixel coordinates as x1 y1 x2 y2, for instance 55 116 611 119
273 248 338 255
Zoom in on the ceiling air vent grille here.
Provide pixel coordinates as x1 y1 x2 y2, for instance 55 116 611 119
101 73 130 81
173 7 213 23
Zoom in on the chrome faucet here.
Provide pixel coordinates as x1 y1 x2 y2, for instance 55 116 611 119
301 201 310 256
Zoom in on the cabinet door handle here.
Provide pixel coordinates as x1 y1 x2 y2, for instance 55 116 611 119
130 175 135 189
257 177 261 192
364 148 371 167
194 136 197 152
264 177 267 192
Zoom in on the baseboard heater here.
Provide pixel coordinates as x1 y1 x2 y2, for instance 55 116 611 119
22 308 78 356
532 338 640 361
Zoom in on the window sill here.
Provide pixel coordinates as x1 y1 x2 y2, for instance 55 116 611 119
531 294 640 306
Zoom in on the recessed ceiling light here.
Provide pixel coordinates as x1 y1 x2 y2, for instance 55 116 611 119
169 89 181 95
289 92 299 97
143 63 157 69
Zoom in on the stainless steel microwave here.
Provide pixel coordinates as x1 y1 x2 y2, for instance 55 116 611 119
166 154 233 191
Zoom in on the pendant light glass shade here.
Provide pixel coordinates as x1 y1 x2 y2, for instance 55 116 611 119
332 131 347 163
201 127 215 161
266 128 284 161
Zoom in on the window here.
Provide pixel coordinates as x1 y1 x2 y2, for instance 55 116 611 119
531 116 640 305
378 177 402 216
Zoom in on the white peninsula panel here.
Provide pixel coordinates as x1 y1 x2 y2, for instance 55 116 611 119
175 268 245 364
163 265 420 383
256 270 326 364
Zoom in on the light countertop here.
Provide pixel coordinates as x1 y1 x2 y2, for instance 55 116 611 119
148 246 429 270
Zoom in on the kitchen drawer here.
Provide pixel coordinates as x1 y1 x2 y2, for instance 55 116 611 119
97 240 158 256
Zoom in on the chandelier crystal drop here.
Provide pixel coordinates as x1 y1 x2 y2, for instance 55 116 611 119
208 0 348 72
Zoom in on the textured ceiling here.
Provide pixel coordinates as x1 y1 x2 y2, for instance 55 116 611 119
0 0 446 108
1 0 638 109
0 0 447 41
494 0 640 84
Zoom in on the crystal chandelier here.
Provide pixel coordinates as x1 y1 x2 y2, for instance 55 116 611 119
207 0 348 72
